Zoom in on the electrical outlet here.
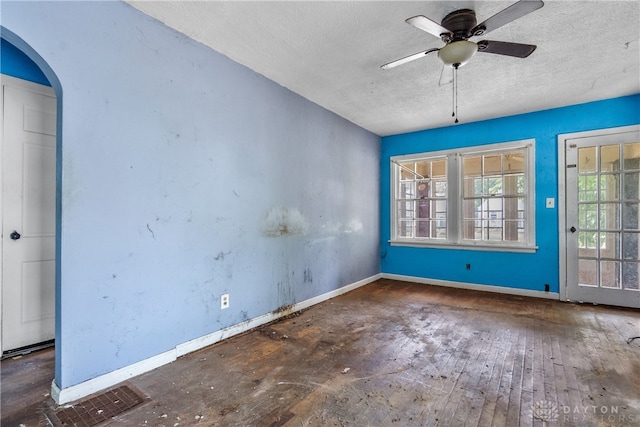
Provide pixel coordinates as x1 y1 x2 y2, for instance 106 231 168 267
220 293 229 310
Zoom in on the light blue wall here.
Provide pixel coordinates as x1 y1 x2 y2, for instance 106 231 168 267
1 1 380 389
381 95 640 293
0 38 51 86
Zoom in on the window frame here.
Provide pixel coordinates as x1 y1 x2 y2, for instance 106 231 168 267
390 139 537 253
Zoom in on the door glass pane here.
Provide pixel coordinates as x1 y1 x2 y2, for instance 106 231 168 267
579 147 597 173
600 175 620 201
622 262 639 290
600 145 620 172
623 142 640 170
600 261 620 288
623 202 639 229
579 204 598 229
578 175 597 201
579 259 598 286
600 232 620 259
599 203 620 230
623 172 640 200
622 232 639 260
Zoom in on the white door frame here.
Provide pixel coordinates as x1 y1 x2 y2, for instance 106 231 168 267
558 124 640 303
0 73 57 353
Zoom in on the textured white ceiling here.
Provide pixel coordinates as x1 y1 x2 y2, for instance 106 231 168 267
127 1 640 136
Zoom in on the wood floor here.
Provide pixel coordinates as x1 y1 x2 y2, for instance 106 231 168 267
2 279 639 426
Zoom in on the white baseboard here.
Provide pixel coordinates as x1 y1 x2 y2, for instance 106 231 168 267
51 349 175 405
381 273 560 300
52 273 381 404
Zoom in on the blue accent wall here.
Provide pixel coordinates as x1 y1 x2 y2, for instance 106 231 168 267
381 94 640 293
1 38 50 86
2 1 380 390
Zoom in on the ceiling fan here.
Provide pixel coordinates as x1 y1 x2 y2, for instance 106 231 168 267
381 0 544 70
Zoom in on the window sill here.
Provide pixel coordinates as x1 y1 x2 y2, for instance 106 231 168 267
389 240 538 253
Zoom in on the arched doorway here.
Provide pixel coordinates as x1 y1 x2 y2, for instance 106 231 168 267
0 27 62 387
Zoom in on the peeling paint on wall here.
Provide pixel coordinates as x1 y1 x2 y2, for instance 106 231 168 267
261 207 308 237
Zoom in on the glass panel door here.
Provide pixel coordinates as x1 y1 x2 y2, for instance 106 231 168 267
565 128 640 308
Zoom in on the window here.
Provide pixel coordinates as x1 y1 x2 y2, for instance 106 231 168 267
391 139 536 252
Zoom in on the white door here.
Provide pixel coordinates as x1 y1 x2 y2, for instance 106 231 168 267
562 125 640 309
1 75 56 352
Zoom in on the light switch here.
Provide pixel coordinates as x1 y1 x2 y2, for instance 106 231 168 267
546 198 555 208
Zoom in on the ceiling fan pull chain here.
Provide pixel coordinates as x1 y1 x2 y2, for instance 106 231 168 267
452 65 459 124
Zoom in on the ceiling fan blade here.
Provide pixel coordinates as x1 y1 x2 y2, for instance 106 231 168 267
477 40 537 58
471 0 544 36
381 48 439 70
406 15 453 40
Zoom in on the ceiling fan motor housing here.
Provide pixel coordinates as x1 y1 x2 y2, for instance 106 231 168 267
440 9 478 42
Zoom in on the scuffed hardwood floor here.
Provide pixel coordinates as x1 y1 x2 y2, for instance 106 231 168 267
3 279 639 426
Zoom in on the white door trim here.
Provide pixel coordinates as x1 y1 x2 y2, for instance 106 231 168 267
557 124 640 303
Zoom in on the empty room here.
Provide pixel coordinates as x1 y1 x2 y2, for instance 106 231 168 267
1 1 639 426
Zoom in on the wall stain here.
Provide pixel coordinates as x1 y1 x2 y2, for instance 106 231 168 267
146 223 155 239
303 268 313 283
214 251 231 261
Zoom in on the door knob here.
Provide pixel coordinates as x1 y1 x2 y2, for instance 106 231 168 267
10 230 21 240
570 226 577 233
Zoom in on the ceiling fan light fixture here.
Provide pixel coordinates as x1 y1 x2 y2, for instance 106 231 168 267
438 40 478 67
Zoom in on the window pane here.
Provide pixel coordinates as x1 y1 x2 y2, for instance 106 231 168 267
434 180 447 197
400 164 415 180
484 177 502 195
416 200 430 219
623 142 640 170
398 220 414 238
463 219 480 240
416 181 429 199
484 155 502 174
463 177 482 196
432 160 446 178
397 201 414 220
464 156 482 176
504 152 524 173
416 161 430 178
504 220 523 242
578 147 597 173
601 145 620 172
416 220 430 238
504 174 523 195
399 181 415 199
